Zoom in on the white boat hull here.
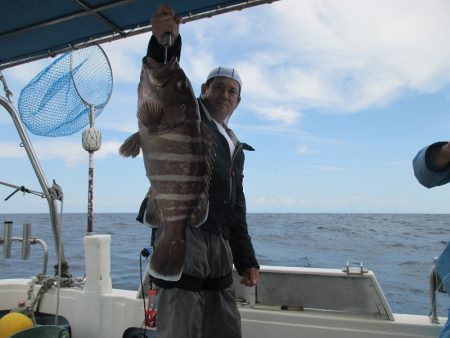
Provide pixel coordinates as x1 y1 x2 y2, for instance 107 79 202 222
0 235 444 338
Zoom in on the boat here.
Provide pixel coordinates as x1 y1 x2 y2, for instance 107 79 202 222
0 1 446 337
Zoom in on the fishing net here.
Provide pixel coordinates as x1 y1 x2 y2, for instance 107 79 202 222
18 45 113 137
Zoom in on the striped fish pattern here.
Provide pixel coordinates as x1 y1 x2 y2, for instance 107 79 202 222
119 56 213 281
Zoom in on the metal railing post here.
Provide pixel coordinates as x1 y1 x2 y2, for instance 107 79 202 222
0 95 70 277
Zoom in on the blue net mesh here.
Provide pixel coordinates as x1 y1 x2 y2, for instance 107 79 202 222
18 46 113 137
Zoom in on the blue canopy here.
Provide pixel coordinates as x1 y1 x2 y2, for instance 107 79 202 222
0 0 276 69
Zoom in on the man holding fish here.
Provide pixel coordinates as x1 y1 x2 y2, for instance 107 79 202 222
120 4 260 337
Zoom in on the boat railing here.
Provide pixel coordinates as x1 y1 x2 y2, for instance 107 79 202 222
429 257 446 324
233 264 395 321
0 71 70 280
0 221 49 275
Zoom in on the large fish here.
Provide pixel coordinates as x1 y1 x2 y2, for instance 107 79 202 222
119 57 213 281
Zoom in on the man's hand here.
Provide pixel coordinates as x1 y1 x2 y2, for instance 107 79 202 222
240 267 259 287
429 141 450 170
151 4 182 46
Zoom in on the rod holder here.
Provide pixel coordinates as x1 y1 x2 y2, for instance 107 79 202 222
3 221 12 258
22 223 31 260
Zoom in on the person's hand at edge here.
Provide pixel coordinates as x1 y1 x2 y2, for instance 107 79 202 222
151 4 182 46
240 267 259 287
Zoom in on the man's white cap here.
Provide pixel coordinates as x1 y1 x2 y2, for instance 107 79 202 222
206 66 242 89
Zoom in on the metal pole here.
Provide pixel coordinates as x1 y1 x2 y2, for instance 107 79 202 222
87 152 94 234
429 264 440 323
0 96 69 275
22 223 31 260
3 221 12 258
86 104 95 234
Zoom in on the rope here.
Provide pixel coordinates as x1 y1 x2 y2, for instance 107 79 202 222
0 180 45 200
0 70 13 102
26 274 57 321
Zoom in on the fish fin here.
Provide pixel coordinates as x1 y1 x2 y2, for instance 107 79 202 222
144 189 164 227
119 132 141 158
187 193 209 227
149 238 185 281
138 100 164 128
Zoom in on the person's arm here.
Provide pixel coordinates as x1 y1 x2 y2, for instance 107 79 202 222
147 4 182 62
228 155 260 286
413 141 450 188
228 202 259 285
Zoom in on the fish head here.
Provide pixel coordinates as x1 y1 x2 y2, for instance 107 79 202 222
140 57 198 131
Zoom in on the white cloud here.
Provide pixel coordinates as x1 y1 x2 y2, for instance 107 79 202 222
96 140 124 159
0 143 25 157
3 60 49 87
98 91 138 133
0 140 122 167
297 145 319 156
101 120 137 134
102 34 149 84
255 105 303 125
182 43 216 90
242 66 282 105
218 0 450 114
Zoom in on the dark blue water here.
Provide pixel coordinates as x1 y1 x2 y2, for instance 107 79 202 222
1 213 449 316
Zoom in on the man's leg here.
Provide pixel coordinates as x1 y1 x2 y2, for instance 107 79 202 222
201 231 241 338
202 285 242 338
156 286 205 338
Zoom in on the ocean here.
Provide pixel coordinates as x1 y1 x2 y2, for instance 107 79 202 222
1 212 449 317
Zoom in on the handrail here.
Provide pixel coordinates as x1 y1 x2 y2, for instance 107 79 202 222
0 236 49 275
430 264 440 323
0 95 70 277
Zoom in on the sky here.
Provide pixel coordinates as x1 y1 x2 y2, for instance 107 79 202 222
2 0 450 214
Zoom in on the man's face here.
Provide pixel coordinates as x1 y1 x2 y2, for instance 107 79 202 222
201 77 241 123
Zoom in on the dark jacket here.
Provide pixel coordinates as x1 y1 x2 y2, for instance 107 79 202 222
198 99 259 273
139 35 259 274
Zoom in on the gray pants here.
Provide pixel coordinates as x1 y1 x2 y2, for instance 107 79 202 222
154 226 242 338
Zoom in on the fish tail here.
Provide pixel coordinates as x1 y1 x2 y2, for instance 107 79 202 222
149 239 185 281
119 132 141 158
